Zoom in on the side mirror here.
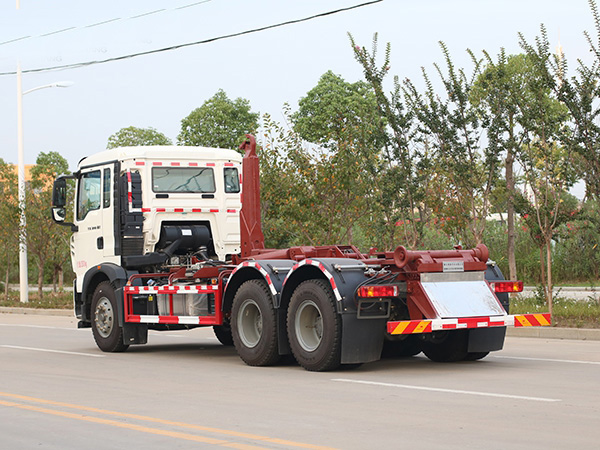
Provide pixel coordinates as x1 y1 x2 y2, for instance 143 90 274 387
50 174 78 232
52 178 67 207
52 207 66 223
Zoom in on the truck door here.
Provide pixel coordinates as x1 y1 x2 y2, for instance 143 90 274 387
100 166 116 258
71 165 117 282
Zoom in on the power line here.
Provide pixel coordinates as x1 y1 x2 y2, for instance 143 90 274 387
0 0 383 76
0 1 213 47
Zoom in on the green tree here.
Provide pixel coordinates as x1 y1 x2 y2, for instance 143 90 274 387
178 89 259 150
553 199 600 281
259 111 309 248
27 151 70 298
350 34 430 250
291 71 385 245
0 159 19 298
403 42 501 247
516 26 577 313
107 126 172 149
472 52 546 280
550 0 600 201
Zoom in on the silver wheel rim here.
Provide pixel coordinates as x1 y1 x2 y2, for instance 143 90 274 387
238 299 262 348
94 297 113 338
295 300 322 352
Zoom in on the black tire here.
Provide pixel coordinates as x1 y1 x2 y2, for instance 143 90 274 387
287 279 341 372
381 335 422 358
213 322 234 346
464 351 490 361
231 280 280 366
91 281 129 352
421 330 468 362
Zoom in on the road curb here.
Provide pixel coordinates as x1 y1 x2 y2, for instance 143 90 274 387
0 307 73 317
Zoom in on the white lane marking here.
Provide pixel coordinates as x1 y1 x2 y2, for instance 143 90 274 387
493 355 600 366
332 378 561 402
0 345 105 358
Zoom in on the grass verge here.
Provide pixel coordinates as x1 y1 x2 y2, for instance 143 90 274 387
511 295 600 329
0 290 72 310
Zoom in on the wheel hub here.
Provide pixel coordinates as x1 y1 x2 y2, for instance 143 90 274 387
94 297 113 338
295 300 323 352
238 299 262 348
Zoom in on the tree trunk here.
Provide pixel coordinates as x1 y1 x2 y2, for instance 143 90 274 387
4 259 9 300
506 150 517 280
539 245 546 291
37 259 44 300
546 239 553 316
58 266 64 291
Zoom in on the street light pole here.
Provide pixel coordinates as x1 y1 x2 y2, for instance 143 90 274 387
16 62 27 303
16 62 73 303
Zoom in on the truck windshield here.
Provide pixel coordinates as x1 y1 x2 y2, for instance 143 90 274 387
152 167 216 193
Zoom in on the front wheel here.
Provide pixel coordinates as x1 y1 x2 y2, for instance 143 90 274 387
287 279 341 371
91 281 128 352
231 280 280 366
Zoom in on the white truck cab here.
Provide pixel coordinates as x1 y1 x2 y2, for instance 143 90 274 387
53 146 242 296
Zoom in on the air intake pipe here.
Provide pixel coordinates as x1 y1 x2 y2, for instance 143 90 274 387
156 225 212 256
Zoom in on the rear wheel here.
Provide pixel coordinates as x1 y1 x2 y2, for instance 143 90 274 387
91 281 128 352
287 279 341 372
231 280 280 366
381 335 422 358
464 351 489 361
213 322 234 346
421 330 468 362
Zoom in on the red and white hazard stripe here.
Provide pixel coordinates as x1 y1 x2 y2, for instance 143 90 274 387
228 261 278 296
292 259 342 302
139 207 233 214
387 313 552 335
127 315 220 325
124 285 218 295
133 161 240 168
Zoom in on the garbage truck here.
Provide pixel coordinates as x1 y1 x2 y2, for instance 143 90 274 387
51 134 551 371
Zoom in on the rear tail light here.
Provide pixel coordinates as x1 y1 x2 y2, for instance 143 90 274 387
357 285 399 298
493 281 523 293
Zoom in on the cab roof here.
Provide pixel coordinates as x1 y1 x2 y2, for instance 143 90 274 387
78 145 243 170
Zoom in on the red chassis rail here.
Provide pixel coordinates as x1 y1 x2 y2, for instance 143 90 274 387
123 269 229 325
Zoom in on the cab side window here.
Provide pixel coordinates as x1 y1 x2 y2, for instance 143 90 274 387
103 168 111 208
224 168 240 193
77 170 101 221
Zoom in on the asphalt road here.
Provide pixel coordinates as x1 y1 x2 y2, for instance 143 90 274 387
1 313 599 449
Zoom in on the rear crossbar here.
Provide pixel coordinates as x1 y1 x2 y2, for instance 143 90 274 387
387 313 552 335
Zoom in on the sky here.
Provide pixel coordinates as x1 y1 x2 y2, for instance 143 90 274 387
0 0 595 176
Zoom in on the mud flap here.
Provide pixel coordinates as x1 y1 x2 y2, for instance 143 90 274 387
123 322 148 345
340 314 386 364
467 326 506 353
115 287 148 345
